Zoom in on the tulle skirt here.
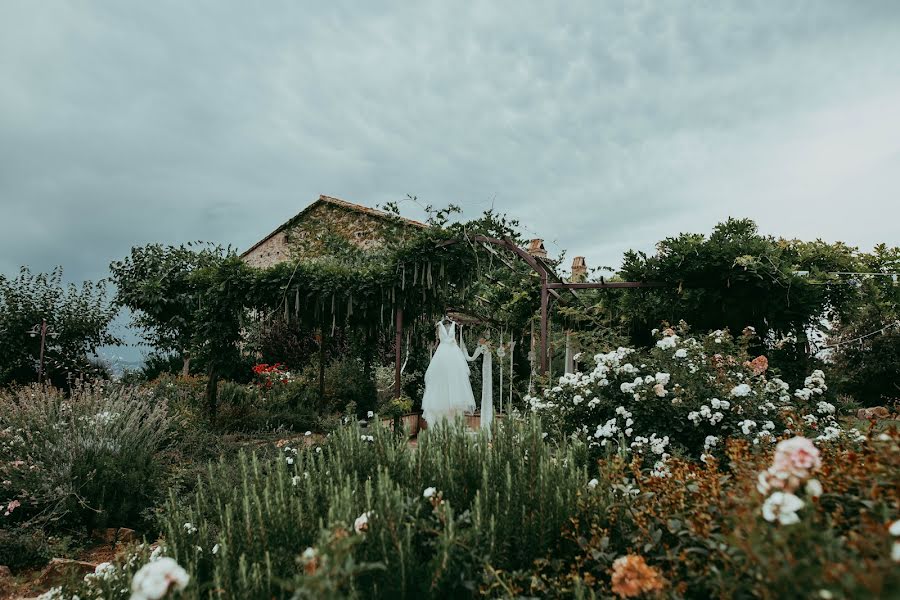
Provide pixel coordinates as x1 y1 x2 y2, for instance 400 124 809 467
422 342 476 425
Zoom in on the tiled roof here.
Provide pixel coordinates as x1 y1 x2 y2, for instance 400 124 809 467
241 195 426 258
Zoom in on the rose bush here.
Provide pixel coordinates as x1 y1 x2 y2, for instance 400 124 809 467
528 324 862 471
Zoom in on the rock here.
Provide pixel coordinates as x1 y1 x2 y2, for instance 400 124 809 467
117 527 137 543
101 528 118 544
38 558 97 587
857 406 890 420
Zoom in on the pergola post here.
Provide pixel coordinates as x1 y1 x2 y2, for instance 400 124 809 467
394 307 403 398
540 275 549 374
318 328 326 402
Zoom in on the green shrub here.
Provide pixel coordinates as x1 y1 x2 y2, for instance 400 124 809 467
325 358 377 416
0 526 50 571
0 382 171 532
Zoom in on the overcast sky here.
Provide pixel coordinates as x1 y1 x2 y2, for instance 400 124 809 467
2 1 900 359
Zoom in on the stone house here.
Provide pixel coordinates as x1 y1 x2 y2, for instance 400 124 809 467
241 195 426 268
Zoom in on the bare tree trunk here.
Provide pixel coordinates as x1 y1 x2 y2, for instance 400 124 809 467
181 353 191 377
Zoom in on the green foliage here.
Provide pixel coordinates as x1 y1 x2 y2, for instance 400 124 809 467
324 358 377 416
830 243 900 406
109 243 228 367
377 395 413 419
0 383 171 531
0 526 51 571
0 267 118 386
616 219 856 351
111 245 252 416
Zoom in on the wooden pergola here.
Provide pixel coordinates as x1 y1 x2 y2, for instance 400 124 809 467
393 235 666 397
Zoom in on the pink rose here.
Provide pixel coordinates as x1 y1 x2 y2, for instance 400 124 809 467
772 436 821 479
3 499 20 516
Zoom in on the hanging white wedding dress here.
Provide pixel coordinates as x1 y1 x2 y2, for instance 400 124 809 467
422 320 476 425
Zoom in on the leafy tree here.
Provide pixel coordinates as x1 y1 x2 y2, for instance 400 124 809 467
0 267 118 386
189 255 253 417
109 243 226 376
614 219 869 382
829 244 900 406
110 245 251 417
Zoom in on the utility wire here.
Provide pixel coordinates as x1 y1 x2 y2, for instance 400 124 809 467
814 320 900 351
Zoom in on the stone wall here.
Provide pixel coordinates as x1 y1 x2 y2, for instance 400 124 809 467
243 231 291 268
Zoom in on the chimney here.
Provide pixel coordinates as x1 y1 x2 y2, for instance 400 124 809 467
527 239 548 259
571 256 587 283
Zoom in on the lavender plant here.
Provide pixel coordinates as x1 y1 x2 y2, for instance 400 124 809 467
0 382 171 531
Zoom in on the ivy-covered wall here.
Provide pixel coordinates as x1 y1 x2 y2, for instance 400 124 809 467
243 198 423 268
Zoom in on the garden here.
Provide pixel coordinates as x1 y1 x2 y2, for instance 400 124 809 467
1 207 898 599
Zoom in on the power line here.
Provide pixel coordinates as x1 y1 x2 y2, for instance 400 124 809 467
814 320 900 351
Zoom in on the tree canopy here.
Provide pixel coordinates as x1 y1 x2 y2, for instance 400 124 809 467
0 267 118 386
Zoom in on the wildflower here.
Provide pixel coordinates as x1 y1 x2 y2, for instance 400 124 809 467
762 491 804 525
130 557 190 600
652 383 667 397
183 522 197 534
588 478 599 489
286 456 294 465
291 475 302 486
354 511 373 533
674 348 688 359
305 431 312 436
610 554 666 598
212 544 219 555
366 411 374 419
423 487 437 498
654 372 670 385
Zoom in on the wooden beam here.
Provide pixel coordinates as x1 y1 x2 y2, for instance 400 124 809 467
547 281 668 290
318 329 326 402
540 275 549 374
394 307 403 398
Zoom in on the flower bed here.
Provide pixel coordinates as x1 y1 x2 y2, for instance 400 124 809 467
46 415 899 599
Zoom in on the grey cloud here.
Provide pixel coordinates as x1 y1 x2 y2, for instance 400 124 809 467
2 0 899 288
